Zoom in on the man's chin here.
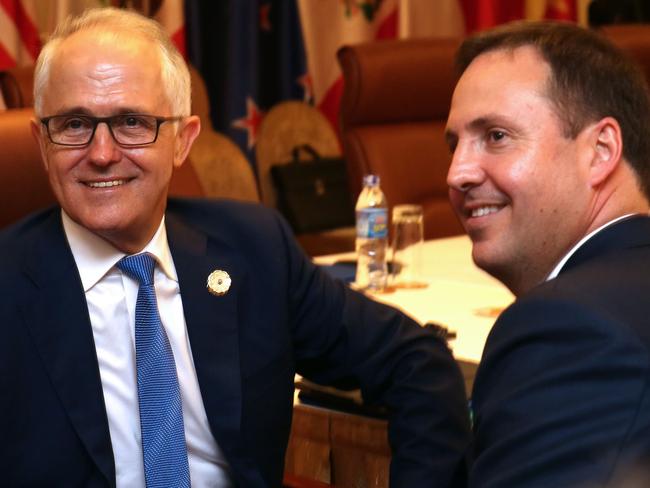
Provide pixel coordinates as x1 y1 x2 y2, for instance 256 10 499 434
471 242 504 275
70 213 134 244
75 215 126 235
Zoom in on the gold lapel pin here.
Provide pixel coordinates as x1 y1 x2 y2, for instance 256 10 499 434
207 270 231 296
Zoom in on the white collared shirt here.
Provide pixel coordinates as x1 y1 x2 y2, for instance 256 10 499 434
62 211 233 488
546 213 639 281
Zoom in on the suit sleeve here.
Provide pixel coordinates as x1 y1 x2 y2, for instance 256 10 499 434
469 295 650 488
273 214 471 487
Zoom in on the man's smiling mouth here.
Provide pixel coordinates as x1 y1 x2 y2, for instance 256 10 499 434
471 205 502 218
85 179 128 188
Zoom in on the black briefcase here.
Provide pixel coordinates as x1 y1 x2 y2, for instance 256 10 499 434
271 145 355 233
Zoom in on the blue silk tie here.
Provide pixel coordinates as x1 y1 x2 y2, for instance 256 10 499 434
117 253 191 488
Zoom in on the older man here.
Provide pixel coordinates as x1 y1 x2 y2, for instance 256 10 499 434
446 22 650 487
0 7 470 488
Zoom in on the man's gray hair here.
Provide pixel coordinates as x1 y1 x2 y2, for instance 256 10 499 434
33 7 191 117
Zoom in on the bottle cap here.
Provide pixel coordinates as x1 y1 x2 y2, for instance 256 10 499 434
363 174 380 187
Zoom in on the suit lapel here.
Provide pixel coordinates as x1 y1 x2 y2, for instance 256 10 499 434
20 211 115 485
166 213 249 465
562 215 650 274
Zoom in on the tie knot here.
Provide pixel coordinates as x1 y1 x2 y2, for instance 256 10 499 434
117 253 156 285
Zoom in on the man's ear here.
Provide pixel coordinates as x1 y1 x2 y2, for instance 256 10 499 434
30 117 50 172
173 115 201 169
587 116 623 187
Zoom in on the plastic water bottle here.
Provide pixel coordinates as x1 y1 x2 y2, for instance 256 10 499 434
355 175 388 291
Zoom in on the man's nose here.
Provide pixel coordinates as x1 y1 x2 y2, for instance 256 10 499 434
446 140 485 193
87 122 121 166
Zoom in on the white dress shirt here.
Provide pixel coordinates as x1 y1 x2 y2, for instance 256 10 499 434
546 213 640 281
62 211 234 488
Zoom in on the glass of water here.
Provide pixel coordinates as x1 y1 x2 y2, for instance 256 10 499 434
391 204 427 289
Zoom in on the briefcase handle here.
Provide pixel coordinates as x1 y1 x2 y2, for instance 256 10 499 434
291 144 321 163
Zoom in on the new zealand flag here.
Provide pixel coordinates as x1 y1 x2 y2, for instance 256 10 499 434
185 1 308 163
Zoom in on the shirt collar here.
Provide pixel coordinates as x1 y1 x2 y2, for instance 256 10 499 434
546 213 639 281
62 210 178 292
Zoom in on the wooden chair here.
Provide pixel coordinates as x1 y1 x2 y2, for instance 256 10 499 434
187 65 259 202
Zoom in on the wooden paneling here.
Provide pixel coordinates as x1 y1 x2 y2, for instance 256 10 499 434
285 404 390 488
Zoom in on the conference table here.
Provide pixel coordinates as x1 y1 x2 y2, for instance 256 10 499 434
316 235 514 363
284 235 514 487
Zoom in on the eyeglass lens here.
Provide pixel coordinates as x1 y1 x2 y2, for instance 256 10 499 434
47 114 159 145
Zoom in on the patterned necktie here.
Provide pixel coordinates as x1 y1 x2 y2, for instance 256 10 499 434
117 253 191 488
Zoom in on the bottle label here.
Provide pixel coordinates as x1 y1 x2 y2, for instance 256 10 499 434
356 208 388 238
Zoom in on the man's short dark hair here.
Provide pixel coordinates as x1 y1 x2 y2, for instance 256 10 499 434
455 21 650 198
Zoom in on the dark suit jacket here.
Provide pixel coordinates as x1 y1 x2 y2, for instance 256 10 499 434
470 215 650 487
0 198 470 487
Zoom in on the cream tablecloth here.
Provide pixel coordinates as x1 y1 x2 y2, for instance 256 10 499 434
315 235 514 364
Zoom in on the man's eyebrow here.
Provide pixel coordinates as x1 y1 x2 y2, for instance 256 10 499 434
467 116 502 132
49 107 93 117
445 114 518 148
447 114 513 135
113 107 151 115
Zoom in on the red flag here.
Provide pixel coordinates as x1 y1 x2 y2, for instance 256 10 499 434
459 1 577 33
459 0 525 33
0 1 184 109
297 0 399 134
153 0 186 57
0 0 41 70
544 0 577 21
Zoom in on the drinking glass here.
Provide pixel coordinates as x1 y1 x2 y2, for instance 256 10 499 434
391 204 427 289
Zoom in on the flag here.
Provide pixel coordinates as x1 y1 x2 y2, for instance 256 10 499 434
459 0 525 32
459 0 578 33
42 1 186 55
0 1 185 68
184 0 588 171
543 0 577 20
152 0 186 57
296 0 580 142
0 1 184 109
297 0 398 136
185 1 307 157
0 0 40 108
0 0 41 71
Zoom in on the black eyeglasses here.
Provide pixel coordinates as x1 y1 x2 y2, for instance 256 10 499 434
40 114 184 147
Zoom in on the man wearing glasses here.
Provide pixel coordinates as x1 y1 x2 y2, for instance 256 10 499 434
0 7 470 488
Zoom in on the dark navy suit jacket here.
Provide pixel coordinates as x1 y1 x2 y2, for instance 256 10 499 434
470 215 650 487
0 198 470 487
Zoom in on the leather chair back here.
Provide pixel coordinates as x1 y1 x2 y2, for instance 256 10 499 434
0 108 56 228
337 38 464 239
0 69 29 108
600 24 650 84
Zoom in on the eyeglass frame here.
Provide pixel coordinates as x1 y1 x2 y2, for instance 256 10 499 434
39 113 184 147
